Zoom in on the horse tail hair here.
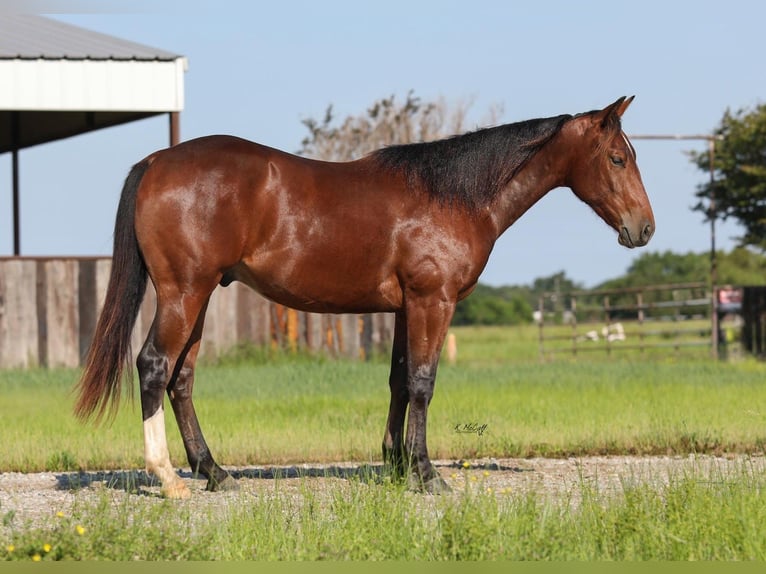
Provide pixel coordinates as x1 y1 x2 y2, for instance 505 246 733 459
74 160 150 423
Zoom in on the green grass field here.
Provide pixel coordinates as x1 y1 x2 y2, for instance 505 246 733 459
2 324 766 560
0 335 764 472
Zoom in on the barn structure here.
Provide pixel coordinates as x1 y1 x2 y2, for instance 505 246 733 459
0 13 186 255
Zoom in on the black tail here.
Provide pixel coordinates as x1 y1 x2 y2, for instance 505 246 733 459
74 160 150 423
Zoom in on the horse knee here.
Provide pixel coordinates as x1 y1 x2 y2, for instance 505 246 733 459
408 365 436 406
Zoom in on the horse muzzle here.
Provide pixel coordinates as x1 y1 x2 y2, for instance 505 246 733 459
618 221 654 248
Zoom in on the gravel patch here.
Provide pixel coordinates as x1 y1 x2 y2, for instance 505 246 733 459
2 454 764 536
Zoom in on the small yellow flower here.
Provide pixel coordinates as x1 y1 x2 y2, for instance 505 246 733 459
32 554 41 562
55 511 65 518
482 470 490 477
6 545 14 553
486 487 493 494
75 525 86 536
43 543 52 553
470 476 478 482
450 473 458 479
462 461 470 469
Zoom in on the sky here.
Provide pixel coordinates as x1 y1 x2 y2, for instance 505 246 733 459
1 0 764 288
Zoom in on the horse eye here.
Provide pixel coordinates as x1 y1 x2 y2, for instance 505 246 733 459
610 156 625 167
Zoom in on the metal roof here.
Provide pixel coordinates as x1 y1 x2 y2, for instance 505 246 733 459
0 14 180 61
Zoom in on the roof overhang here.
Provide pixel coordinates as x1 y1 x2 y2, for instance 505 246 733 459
0 56 187 152
0 14 186 255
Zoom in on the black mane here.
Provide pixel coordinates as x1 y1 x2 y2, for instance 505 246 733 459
371 113 572 210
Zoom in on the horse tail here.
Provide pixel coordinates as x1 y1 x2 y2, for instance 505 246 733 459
74 160 150 423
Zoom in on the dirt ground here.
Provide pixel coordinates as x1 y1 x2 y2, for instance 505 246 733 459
2 454 764 536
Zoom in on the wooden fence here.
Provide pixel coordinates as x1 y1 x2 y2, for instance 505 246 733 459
0 257 394 368
536 282 717 359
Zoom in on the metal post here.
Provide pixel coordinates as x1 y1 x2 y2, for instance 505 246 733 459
538 295 545 362
169 111 180 147
629 133 722 359
11 112 20 255
708 138 719 359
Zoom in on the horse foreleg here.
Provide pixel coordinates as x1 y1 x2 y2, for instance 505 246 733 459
382 311 409 478
403 296 455 494
167 301 238 492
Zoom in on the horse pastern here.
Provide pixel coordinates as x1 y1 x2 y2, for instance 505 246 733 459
160 482 192 500
407 472 451 494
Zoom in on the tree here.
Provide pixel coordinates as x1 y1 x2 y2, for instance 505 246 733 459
530 271 583 296
452 283 533 326
596 251 709 290
690 104 766 252
297 91 502 161
716 247 766 286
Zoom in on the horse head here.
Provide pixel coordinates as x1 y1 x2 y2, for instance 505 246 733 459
566 96 655 248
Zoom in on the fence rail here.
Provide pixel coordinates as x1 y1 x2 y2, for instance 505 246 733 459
0 257 394 368
536 282 716 359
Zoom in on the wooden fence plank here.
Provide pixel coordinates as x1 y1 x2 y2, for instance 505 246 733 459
0 257 394 368
0 259 39 367
40 259 80 367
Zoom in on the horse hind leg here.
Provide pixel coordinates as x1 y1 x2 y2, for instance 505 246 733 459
167 299 238 492
137 285 213 499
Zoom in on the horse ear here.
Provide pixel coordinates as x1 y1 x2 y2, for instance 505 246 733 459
615 95 635 117
597 96 634 128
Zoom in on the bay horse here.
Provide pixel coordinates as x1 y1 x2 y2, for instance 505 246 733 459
75 96 654 498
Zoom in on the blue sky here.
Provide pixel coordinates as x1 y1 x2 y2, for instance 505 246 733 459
2 0 764 287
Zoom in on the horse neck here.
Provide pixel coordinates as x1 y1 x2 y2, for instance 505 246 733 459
487 128 574 239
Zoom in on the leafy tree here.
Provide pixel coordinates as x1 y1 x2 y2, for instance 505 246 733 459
596 251 709 290
452 283 533 326
690 104 766 252
530 271 584 296
596 248 766 290
717 247 766 286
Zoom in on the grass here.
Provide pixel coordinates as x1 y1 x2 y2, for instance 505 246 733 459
2 324 766 560
0 354 765 471
4 462 766 560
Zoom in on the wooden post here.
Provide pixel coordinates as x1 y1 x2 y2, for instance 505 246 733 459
571 295 578 356
446 332 457 365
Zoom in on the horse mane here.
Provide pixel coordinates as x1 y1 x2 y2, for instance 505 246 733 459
370 113 573 210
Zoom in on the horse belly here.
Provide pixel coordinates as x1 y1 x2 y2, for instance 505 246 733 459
233 254 403 314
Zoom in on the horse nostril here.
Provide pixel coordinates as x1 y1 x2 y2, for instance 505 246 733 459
642 223 653 241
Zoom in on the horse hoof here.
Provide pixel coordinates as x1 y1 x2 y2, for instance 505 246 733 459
408 473 452 494
425 475 452 494
206 475 239 492
161 482 192 500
